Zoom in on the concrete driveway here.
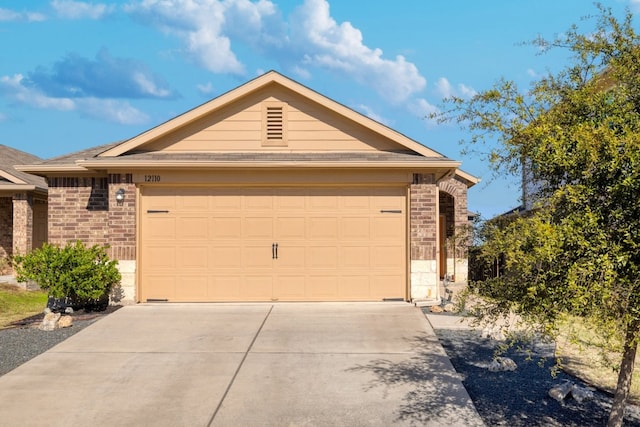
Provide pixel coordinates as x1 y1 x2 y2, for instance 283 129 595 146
0 303 483 427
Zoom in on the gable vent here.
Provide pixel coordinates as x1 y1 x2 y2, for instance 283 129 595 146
262 101 288 146
266 106 284 140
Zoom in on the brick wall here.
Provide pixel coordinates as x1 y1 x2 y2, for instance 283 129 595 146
410 173 437 260
108 174 136 261
12 193 33 256
47 177 109 247
0 197 12 259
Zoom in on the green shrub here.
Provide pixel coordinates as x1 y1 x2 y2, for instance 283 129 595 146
13 241 121 301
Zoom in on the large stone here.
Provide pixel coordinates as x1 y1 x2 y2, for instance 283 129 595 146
58 315 73 328
39 312 61 331
430 305 444 313
487 357 517 372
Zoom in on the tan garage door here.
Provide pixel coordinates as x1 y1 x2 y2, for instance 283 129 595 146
140 186 406 302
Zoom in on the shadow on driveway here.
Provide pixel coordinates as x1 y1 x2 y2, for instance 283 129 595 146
349 332 485 426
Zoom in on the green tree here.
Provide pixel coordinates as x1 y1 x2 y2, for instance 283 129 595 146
435 6 640 426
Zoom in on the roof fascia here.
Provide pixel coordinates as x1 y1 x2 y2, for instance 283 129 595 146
77 159 461 170
455 169 480 187
100 71 442 159
0 170 27 184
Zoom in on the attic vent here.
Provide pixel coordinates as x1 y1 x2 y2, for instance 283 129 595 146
262 101 288 146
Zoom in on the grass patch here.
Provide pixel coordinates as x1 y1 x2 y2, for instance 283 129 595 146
556 317 640 402
0 283 47 329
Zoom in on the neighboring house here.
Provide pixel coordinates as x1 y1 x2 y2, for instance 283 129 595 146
0 145 48 273
18 71 478 303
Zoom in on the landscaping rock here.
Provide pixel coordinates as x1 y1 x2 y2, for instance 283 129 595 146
430 305 444 313
39 312 61 331
58 315 73 329
443 303 456 312
549 380 575 402
488 356 518 372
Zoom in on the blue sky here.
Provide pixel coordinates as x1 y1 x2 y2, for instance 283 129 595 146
0 0 637 218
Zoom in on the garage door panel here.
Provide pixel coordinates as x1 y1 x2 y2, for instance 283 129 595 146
141 186 406 302
179 246 208 269
177 276 208 300
372 245 404 268
145 246 177 269
308 276 339 298
178 217 209 239
276 217 305 239
210 275 242 300
276 244 306 269
212 192 242 210
274 275 305 299
308 217 338 239
339 276 370 298
180 193 209 210
241 276 273 300
309 195 338 210
211 217 242 239
371 274 404 299
308 246 338 269
210 246 242 268
341 217 370 239
244 217 274 238
372 217 403 239
244 245 275 269
145 276 176 300
146 217 176 239
341 246 370 268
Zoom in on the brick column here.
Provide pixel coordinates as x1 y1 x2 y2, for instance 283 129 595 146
0 197 12 259
410 174 438 301
108 174 137 303
12 193 33 256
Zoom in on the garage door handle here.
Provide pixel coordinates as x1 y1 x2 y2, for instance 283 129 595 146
380 210 402 214
272 243 278 259
147 210 169 213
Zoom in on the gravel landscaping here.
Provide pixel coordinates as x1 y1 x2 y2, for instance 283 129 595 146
0 307 120 377
426 310 640 426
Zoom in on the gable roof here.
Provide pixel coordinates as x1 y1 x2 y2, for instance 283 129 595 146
0 145 47 192
16 71 478 186
100 71 443 159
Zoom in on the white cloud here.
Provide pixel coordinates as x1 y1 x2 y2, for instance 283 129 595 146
434 77 476 99
355 104 390 126
124 0 426 104
77 98 149 124
289 0 425 104
0 74 148 125
0 74 75 111
0 7 45 22
51 0 115 20
126 0 245 74
196 82 215 95
409 98 440 128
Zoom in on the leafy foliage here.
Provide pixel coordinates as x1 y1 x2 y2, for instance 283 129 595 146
435 5 640 426
13 241 121 301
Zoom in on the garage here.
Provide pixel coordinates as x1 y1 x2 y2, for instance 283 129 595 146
140 185 406 302
20 71 477 304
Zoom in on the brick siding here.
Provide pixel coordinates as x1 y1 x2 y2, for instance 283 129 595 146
410 173 437 260
0 197 12 259
47 177 109 247
12 193 33 256
108 174 136 260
